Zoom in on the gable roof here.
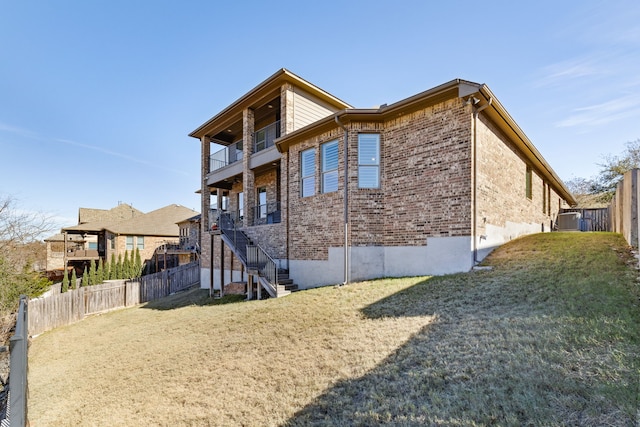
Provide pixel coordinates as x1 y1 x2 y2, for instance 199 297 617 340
63 205 199 237
78 203 143 224
275 78 576 206
188 68 353 140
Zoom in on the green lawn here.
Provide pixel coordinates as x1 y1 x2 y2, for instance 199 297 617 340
28 232 640 426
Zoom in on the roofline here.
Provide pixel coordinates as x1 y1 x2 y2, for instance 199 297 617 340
476 85 576 206
275 78 576 206
188 68 353 139
276 79 477 151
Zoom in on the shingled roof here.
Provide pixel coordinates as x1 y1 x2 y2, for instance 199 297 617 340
63 204 199 237
78 203 144 224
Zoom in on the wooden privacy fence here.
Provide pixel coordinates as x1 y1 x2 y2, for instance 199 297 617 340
28 261 200 336
610 168 640 247
560 208 611 232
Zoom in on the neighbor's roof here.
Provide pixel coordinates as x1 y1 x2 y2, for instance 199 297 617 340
188 68 353 140
275 78 576 206
63 205 199 237
44 233 85 242
78 203 144 224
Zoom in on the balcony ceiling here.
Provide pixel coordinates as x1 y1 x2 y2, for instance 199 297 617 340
211 96 280 145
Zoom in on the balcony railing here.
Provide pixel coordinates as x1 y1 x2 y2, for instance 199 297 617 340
210 140 243 172
250 201 281 226
253 121 280 153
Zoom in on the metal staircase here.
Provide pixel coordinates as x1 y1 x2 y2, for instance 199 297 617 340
217 212 297 298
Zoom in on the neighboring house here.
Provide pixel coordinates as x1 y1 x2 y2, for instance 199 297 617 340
190 68 576 298
45 204 199 275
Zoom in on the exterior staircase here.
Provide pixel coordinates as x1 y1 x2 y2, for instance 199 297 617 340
217 212 297 298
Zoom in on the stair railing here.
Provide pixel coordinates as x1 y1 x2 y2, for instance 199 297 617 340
246 243 279 296
217 212 249 264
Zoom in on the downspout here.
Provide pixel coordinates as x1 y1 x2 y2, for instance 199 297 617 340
335 115 349 286
472 96 492 265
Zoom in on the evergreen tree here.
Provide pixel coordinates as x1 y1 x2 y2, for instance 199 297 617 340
116 254 123 279
134 248 142 278
88 259 97 286
103 257 110 281
82 266 88 287
61 268 69 293
123 250 131 279
71 268 78 289
109 253 117 280
97 258 104 284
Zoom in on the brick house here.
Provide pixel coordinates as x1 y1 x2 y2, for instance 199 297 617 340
45 204 199 275
190 69 575 297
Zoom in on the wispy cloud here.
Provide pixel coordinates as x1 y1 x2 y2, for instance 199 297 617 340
533 53 615 88
54 138 191 176
0 120 190 176
0 121 38 138
54 138 152 166
555 95 640 128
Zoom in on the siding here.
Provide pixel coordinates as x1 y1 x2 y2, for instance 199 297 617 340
290 88 339 131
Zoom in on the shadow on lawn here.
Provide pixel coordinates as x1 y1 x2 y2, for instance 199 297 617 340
283 272 635 426
141 287 245 310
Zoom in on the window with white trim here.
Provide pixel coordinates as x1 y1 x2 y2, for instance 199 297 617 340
126 236 134 250
301 148 316 197
321 140 339 193
358 134 380 188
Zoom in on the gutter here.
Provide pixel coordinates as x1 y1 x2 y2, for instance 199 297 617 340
335 115 349 286
471 96 492 265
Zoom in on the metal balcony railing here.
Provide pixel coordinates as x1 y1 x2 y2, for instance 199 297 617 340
250 201 281 226
253 121 280 153
210 140 243 172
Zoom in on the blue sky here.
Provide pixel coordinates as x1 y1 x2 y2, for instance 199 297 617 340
1 0 639 231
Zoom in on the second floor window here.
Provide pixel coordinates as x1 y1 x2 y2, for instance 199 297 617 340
358 134 380 188
301 148 316 197
322 140 339 193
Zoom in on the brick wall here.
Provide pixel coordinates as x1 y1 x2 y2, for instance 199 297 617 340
476 114 562 237
286 98 473 261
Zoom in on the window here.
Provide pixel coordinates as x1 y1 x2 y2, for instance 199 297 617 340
321 140 339 193
110 236 115 250
88 242 98 250
542 182 547 214
237 192 244 220
301 148 316 197
126 236 144 250
257 187 267 219
358 134 380 188
525 166 532 200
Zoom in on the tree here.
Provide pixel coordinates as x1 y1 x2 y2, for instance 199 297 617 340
97 258 104 284
71 268 78 290
88 259 97 286
123 250 131 279
61 268 69 293
109 253 117 280
0 194 53 341
115 254 123 279
134 248 142 278
594 138 640 194
82 266 88 287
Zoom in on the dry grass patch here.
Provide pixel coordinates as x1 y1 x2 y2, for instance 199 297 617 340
28 277 434 426
28 232 640 426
